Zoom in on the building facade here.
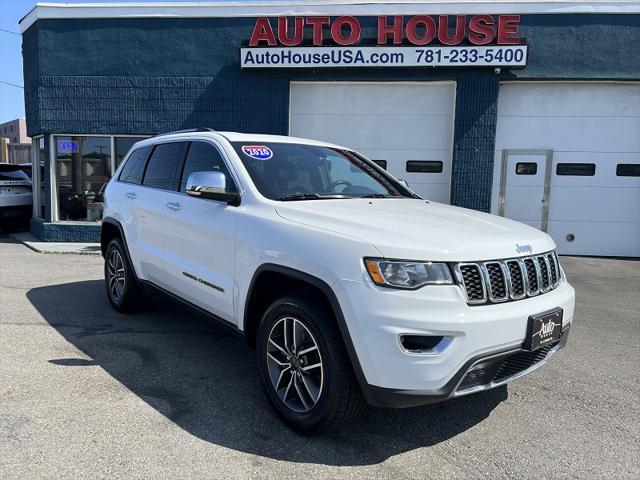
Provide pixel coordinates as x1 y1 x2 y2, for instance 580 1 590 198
19 1 640 255
0 118 30 145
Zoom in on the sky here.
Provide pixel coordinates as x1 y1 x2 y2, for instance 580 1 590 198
0 0 183 123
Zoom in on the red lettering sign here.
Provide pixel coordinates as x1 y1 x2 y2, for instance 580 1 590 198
247 15 521 47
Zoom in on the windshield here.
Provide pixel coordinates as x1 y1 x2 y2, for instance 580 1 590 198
231 142 414 201
0 165 31 183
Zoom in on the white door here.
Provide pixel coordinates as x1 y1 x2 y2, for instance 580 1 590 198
289 82 456 203
161 141 238 323
499 151 550 230
492 82 640 257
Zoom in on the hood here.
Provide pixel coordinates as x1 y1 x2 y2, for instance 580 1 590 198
275 199 555 261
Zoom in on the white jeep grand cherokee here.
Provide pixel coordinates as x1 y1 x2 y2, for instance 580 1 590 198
101 129 575 434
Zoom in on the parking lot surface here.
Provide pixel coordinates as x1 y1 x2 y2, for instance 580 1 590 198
1 237 638 479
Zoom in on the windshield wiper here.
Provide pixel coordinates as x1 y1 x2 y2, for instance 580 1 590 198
359 194 396 198
276 193 352 201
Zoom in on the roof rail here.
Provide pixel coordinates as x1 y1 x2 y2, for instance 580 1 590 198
155 128 216 137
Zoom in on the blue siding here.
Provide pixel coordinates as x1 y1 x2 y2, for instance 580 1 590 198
21 13 640 229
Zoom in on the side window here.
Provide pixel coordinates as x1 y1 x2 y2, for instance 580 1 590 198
556 163 596 176
180 142 237 193
142 142 186 191
118 146 151 184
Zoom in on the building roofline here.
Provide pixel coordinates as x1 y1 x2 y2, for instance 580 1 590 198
19 1 640 34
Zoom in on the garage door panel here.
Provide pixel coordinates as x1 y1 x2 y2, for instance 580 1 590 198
548 221 640 257
290 83 455 116
290 82 455 203
497 83 640 117
549 187 640 222
290 114 452 150
494 82 640 257
497 117 640 153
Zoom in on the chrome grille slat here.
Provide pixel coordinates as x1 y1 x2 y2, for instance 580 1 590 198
455 251 562 306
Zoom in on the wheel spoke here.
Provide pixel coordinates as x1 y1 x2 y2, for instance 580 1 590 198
293 375 310 410
274 366 290 391
282 374 294 402
297 345 318 357
292 319 298 353
301 362 321 372
299 372 318 403
267 351 289 367
269 338 288 357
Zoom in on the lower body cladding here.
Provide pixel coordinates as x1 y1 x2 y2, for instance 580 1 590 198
334 278 575 408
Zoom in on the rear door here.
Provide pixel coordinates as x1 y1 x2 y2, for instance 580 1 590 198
161 140 239 322
134 142 187 286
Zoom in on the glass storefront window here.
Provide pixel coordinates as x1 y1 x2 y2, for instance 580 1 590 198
55 136 111 221
115 137 147 168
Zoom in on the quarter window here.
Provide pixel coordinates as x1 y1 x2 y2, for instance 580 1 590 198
142 142 186 191
556 163 596 176
119 146 151 185
406 161 443 173
372 160 387 170
516 162 538 175
180 142 237 193
616 164 640 177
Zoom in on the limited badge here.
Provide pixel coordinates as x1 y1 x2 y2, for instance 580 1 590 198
241 145 273 160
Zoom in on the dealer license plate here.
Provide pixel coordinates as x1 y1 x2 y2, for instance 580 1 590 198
523 308 563 351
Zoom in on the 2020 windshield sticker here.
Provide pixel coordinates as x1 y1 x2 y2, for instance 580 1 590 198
242 145 273 160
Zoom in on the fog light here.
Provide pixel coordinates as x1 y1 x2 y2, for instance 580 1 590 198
400 335 445 353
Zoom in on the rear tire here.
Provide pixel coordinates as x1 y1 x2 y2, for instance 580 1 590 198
104 237 147 312
256 292 365 435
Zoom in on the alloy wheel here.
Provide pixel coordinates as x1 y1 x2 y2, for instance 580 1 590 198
266 316 324 413
107 249 126 302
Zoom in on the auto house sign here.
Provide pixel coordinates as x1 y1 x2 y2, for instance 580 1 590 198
240 15 528 69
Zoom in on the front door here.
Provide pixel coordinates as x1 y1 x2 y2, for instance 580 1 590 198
499 150 552 231
161 140 238 323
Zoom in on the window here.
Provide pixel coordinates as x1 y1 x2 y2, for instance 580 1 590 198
142 142 186 191
556 163 596 176
616 164 640 177
406 161 443 173
55 136 112 221
180 142 236 193
372 160 387 170
516 162 538 175
115 137 148 167
119 146 151 184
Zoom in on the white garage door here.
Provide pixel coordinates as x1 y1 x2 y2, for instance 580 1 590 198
492 82 640 257
289 82 456 203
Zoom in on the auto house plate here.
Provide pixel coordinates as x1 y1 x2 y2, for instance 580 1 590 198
524 308 563 351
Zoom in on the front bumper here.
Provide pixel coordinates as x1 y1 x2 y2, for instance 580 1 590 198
367 326 570 408
332 277 575 407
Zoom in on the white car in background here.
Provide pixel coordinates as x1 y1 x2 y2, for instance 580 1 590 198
0 163 32 222
101 129 575 434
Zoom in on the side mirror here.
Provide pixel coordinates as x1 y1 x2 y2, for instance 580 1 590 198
186 171 239 206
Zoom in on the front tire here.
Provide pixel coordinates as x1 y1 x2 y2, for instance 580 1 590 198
104 237 146 312
256 293 365 434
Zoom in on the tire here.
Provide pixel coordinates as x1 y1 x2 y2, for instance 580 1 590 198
256 292 365 435
104 237 147 312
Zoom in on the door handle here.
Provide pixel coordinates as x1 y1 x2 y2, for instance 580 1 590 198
165 201 182 211
125 192 137 199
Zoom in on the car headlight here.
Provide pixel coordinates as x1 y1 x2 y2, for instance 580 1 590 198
364 258 453 289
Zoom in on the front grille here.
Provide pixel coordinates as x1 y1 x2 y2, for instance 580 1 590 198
455 251 561 306
457 344 555 391
506 260 526 298
459 264 485 303
486 262 508 301
493 345 553 381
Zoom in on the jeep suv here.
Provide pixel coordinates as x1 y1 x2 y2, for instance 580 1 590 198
101 129 575 434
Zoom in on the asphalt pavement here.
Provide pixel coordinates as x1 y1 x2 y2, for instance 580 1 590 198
0 236 638 479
